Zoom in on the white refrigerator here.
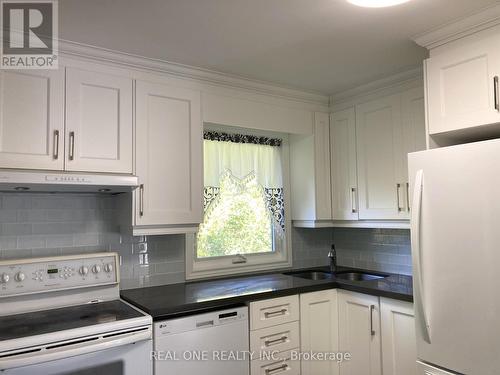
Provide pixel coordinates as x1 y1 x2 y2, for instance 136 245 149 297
408 138 500 375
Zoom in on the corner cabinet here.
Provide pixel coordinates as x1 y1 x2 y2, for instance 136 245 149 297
425 31 500 136
0 69 64 170
338 290 382 375
300 290 340 375
330 107 358 220
134 80 203 233
65 67 133 173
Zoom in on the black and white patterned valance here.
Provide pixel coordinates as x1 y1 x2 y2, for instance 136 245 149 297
204 131 282 147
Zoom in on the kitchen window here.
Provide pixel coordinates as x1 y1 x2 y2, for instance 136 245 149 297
186 128 291 279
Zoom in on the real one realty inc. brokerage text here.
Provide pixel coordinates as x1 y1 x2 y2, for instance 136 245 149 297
151 350 352 363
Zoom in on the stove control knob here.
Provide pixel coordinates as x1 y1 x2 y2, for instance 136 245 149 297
92 265 101 274
1 273 10 283
79 266 89 276
15 272 25 282
104 263 113 273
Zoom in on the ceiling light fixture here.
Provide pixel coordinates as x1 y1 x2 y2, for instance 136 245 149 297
347 0 411 8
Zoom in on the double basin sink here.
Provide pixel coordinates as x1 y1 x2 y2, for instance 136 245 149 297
284 270 388 282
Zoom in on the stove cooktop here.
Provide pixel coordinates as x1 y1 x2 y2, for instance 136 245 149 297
0 300 144 342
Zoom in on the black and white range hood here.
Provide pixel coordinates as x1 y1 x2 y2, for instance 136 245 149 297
0 170 139 193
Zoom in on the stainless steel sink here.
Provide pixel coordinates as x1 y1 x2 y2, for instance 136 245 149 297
333 271 388 281
284 271 333 280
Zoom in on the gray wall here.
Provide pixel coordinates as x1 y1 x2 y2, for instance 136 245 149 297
0 193 412 291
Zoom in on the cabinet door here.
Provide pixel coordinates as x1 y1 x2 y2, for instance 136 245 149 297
399 87 426 216
426 32 500 135
0 69 64 170
356 95 405 220
135 80 202 226
65 67 133 173
338 290 381 375
300 290 339 375
330 108 358 220
380 298 417 375
314 112 332 220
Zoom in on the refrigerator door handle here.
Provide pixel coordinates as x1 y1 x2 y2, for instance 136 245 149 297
411 169 431 343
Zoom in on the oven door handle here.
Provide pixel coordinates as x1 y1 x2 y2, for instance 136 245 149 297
0 328 151 370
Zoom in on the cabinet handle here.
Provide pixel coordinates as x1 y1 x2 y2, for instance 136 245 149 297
351 187 357 213
68 131 75 161
139 184 144 217
53 130 59 160
495 76 499 111
370 304 376 336
264 308 287 318
265 364 288 375
396 183 403 212
264 336 287 347
406 182 410 212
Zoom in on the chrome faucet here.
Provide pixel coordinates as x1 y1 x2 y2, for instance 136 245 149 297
328 244 337 273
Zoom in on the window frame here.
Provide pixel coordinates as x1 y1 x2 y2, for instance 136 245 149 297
185 125 292 280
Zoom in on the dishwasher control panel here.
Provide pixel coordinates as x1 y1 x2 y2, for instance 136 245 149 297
0 252 118 297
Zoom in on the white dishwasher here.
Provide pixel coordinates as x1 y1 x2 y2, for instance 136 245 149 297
154 306 249 375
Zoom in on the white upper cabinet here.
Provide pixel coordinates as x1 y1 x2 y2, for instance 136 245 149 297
135 80 203 228
426 31 500 135
290 112 332 222
65 67 133 173
380 298 417 375
0 69 64 170
330 108 358 221
338 290 381 375
356 94 405 220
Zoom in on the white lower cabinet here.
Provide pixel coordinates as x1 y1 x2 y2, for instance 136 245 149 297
300 289 340 375
249 295 301 375
338 290 382 375
380 298 417 375
250 291 415 375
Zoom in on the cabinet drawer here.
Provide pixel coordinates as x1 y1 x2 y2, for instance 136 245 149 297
250 321 300 354
250 295 299 330
250 349 300 375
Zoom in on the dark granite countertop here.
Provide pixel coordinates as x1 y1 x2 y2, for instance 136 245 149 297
120 266 413 321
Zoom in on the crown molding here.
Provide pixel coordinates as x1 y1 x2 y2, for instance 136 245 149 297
413 3 500 50
329 66 423 107
58 40 329 106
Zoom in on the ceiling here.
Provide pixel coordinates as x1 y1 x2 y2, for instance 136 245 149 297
59 0 499 95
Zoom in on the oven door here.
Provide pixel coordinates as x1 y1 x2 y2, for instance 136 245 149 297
0 328 152 375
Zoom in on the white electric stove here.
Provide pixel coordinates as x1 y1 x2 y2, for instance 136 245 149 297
0 253 152 375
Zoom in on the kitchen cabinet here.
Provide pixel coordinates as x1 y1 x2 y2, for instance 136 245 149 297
249 295 300 375
425 31 500 136
338 290 381 375
135 80 203 229
300 289 340 375
356 88 425 220
0 69 64 170
355 94 405 220
380 298 416 375
290 112 332 222
65 67 133 173
330 108 358 220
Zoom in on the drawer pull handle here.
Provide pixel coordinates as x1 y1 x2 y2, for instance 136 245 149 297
266 364 288 374
264 309 287 318
494 76 499 111
264 336 287 347
69 131 75 161
351 187 357 213
370 304 376 336
139 184 144 217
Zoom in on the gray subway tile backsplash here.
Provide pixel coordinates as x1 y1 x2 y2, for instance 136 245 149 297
0 193 412 291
